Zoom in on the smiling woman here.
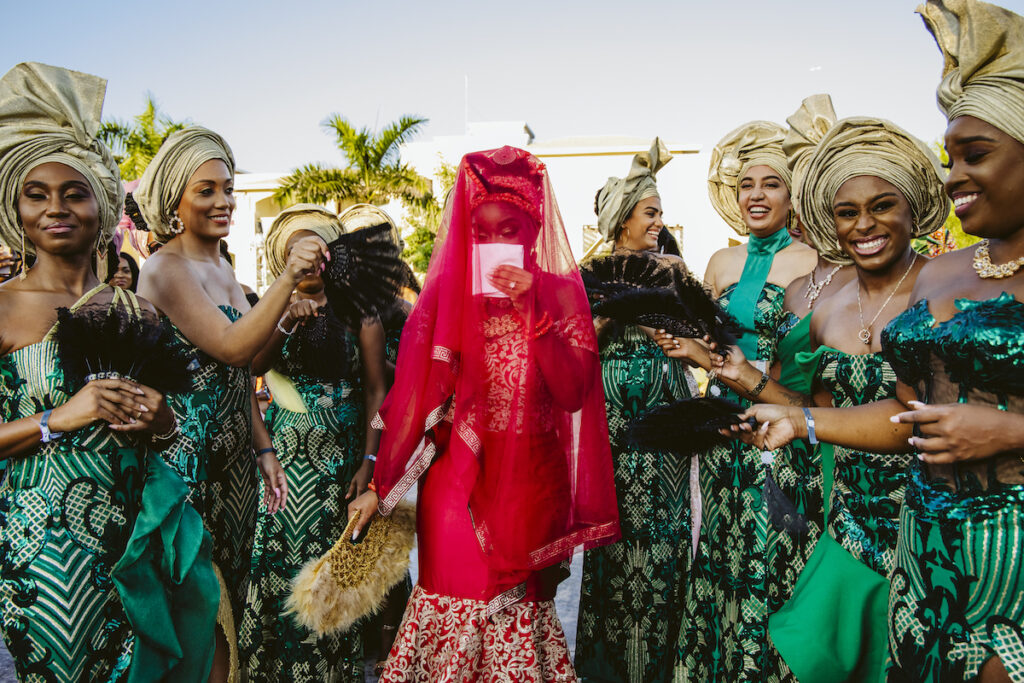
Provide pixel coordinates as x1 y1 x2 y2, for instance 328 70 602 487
134 126 328 682
0 62 218 682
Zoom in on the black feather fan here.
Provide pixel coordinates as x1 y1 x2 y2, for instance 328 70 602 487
580 252 745 346
322 224 406 324
627 397 754 455
54 303 194 394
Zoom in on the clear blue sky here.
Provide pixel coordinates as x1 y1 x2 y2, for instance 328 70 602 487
4 0 1023 171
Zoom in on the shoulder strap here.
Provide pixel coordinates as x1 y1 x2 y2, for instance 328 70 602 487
42 282 110 341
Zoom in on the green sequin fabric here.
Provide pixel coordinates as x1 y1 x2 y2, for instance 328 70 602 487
576 325 696 682
239 311 365 682
0 340 141 680
162 306 256 629
675 283 804 683
882 294 1024 682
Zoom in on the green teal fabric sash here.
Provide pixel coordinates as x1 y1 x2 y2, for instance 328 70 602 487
726 228 792 359
111 455 219 682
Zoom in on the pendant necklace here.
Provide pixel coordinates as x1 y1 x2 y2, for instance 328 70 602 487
856 253 917 345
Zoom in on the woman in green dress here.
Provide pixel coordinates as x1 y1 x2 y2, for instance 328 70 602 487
661 95 854 637
239 204 387 682
749 3 1024 679
574 139 699 683
134 127 327 681
0 63 217 681
659 120 815 682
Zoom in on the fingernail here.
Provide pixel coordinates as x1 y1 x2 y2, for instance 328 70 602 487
909 400 925 408
138 405 149 412
917 453 926 460
908 437 916 446
889 415 900 423
352 530 360 541
135 388 145 395
129 418 137 424
274 488 281 497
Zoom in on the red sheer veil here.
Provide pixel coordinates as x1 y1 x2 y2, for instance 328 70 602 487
373 146 619 575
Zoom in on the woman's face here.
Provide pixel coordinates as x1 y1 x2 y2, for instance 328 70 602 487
18 162 100 258
738 164 791 237
285 228 323 291
617 196 663 251
176 159 235 240
833 175 914 272
944 115 1024 240
110 255 133 288
471 200 536 245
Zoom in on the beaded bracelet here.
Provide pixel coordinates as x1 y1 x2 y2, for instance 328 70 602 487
366 480 378 493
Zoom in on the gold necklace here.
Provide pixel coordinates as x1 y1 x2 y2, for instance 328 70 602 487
973 239 1024 279
856 253 917 345
805 264 843 309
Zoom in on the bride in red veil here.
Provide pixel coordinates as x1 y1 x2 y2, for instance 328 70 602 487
349 146 619 680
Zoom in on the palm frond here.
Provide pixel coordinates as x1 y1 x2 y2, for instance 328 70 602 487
273 164 362 205
371 115 427 168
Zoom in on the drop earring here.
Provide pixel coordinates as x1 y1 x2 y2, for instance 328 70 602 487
169 211 185 235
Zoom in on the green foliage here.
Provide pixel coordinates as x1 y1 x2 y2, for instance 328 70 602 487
401 156 456 273
98 94 188 181
274 114 430 207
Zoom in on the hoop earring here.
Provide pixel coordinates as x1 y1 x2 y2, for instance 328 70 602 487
169 211 186 236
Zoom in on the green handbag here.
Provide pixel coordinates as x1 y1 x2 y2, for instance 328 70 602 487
768 442 890 683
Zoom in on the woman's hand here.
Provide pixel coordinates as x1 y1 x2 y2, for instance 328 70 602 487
280 298 320 333
256 450 288 514
734 404 806 450
707 340 753 386
346 458 374 501
653 330 711 369
49 378 156 432
488 265 533 310
284 235 328 284
107 381 175 436
892 400 1024 464
347 489 380 540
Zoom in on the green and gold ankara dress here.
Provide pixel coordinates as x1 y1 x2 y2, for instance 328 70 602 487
807 347 911 578
163 305 256 628
576 324 697 683
882 294 1024 682
0 286 219 681
675 282 794 683
239 307 365 682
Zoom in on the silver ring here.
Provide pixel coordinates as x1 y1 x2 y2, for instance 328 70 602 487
510 281 517 289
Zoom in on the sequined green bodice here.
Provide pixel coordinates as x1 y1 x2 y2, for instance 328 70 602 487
882 293 1024 506
776 311 812 394
709 283 787 403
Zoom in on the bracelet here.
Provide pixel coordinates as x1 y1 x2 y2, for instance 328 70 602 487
748 372 770 398
366 480 378 493
151 416 178 442
802 407 818 445
256 447 276 457
39 409 64 443
276 319 297 336
531 311 554 341
364 454 377 462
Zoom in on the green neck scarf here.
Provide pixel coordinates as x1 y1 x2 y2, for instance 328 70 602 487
726 227 792 359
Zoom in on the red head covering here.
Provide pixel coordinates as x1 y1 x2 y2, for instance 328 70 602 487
374 146 619 576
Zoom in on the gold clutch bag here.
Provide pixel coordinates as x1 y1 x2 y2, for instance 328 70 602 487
285 501 416 635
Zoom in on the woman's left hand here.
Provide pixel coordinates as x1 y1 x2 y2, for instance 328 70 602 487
256 450 288 514
107 381 175 435
892 400 1024 464
488 265 533 309
346 458 374 500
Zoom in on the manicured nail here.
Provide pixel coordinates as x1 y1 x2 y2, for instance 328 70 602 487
908 400 925 408
138 404 149 412
352 529 360 541
889 415 900 423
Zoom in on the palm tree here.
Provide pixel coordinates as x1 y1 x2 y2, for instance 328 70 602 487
274 114 430 207
98 94 189 181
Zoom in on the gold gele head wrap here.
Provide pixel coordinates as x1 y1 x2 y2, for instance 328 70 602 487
918 0 1024 145
708 121 792 235
596 137 671 242
798 116 950 264
133 126 235 242
264 203 344 279
0 62 123 259
338 203 402 246
784 94 851 265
